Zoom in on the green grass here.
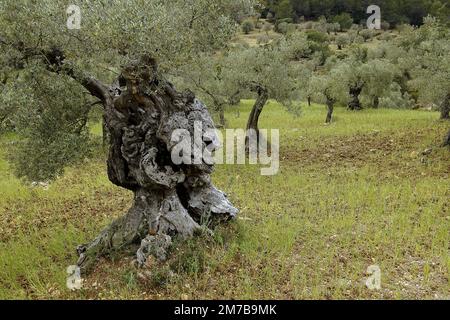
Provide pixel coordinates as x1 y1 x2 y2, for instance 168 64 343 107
0 102 449 299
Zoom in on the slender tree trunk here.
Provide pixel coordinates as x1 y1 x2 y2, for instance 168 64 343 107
348 85 363 110
245 84 269 150
373 96 379 109
440 94 450 120
74 56 238 273
443 128 450 147
325 97 335 124
218 107 226 128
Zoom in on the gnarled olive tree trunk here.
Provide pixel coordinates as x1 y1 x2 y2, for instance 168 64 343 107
68 56 238 273
3 44 237 273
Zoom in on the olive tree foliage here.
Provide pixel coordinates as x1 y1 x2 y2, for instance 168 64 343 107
397 16 450 120
280 31 331 68
223 44 302 141
307 73 343 123
327 48 399 111
0 0 257 273
0 0 255 181
377 83 415 109
336 33 350 50
177 53 242 127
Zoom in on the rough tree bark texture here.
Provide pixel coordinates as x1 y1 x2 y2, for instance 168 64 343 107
348 85 363 110
74 55 238 273
245 83 269 150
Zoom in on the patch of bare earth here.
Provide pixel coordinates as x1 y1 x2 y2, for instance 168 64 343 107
280 128 450 177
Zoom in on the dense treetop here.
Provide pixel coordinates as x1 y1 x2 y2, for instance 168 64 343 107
262 0 450 26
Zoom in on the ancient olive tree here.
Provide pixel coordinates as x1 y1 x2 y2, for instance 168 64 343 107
0 0 255 273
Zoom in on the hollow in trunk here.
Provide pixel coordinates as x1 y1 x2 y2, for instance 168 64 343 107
75 56 238 273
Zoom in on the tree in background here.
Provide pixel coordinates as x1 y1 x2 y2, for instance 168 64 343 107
398 17 450 120
275 0 294 20
223 44 301 149
360 59 398 108
308 73 343 123
336 33 350 50
329 53 398 110
179 53 242 127
242 19 255 34
264 0 450 27
332 13 354 31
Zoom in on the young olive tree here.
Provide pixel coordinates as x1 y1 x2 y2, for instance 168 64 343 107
223 44 301 148
308 74 343 123
178 53 242 127
361 59 399 109
0 0 255 273
336 33 350 50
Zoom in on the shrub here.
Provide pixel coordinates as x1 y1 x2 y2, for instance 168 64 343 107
381 21 391 30
336 33 350 49
354 35 365 44
332 13 353 31
305 30 329 43
359 29 375 41
262 23 272 34
257 34 270 45
276 21 296 34
241 20 254 34
327 22 341 34
303 21 313 30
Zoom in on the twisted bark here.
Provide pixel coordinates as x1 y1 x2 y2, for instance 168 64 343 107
245 83 269 151
1 42 238 273
76 56 238 273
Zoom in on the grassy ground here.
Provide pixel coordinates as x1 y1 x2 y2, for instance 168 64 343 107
0 102 449 300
